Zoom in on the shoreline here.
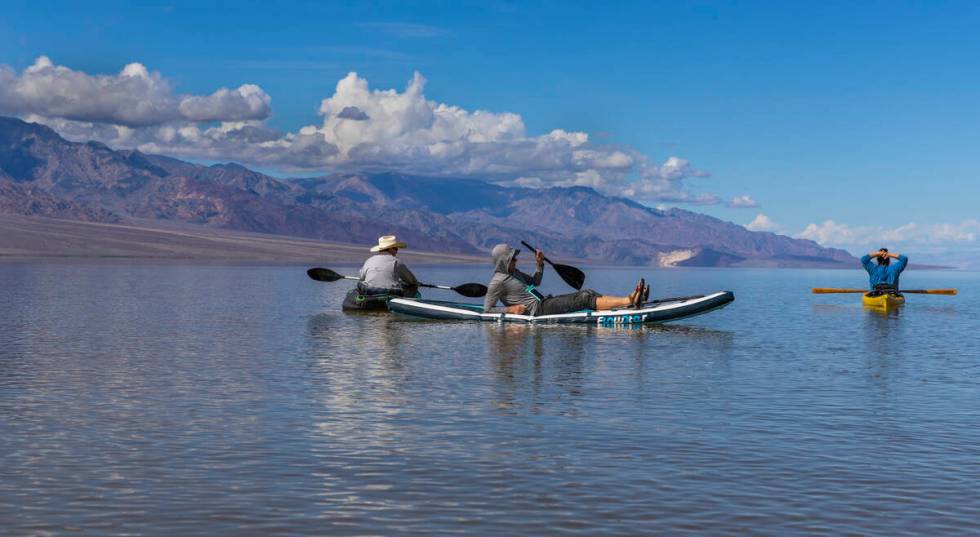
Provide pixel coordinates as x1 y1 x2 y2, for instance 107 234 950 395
0 214 959 269
0 214 486 264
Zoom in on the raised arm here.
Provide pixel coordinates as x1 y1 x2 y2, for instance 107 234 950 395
860 254 875 273
529 249 545 285
892 253 908 271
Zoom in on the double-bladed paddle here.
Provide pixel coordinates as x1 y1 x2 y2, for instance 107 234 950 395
306 267 488 298
520 241 586 290
812 288 957 295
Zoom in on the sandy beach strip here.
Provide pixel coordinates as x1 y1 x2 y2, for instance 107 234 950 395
0 215 484 264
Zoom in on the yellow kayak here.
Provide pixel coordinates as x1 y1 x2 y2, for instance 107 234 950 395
862 293 906 310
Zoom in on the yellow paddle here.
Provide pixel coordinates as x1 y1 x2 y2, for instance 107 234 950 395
812 288 957 295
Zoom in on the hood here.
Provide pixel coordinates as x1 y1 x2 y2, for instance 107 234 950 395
491 243 519 274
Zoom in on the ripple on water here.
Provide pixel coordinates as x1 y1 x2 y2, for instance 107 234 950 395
1 263 979 536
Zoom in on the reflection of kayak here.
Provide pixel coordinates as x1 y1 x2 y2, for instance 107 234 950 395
388 291 734 325
862 292 905 310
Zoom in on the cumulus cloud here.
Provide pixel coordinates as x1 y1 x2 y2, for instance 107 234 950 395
2 57 735 204
796 219 980 251
746 213 780 232
177 84 271 122
0 56 270 127
797 220 882 246
618 157 716 204
727 195 759 208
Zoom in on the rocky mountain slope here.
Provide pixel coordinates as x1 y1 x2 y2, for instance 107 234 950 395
0 116 854 266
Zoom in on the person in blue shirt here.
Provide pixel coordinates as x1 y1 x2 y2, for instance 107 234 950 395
860 248 908 291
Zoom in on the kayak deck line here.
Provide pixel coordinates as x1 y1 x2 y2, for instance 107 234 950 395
388 291 735 325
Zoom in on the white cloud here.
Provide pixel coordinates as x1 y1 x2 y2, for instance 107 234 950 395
177 84 271 122
746 213 780 232
657 156 710 180
796 219 980 252
727 195 759 208
797 220 865 245
618 157 715 204
0 56 271 127
2 57 735 205
925 221 978 242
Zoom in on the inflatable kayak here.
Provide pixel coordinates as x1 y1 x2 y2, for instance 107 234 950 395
341 288 391 312
862 292 905 311
341 288 421 312
387 291 734 325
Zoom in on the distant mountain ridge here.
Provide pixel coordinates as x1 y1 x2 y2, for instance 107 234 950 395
0 116 855 266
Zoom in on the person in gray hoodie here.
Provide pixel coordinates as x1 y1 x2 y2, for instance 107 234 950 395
483 243 648 316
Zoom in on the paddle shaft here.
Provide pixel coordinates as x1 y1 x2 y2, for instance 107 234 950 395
812 287 957 295
898 290 957 295
334 277 464 292
419 283 453 291
307 267 487 297
520 241 557 266
520 241 586 290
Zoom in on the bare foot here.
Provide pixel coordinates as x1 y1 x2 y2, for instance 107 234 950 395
628 278 644 308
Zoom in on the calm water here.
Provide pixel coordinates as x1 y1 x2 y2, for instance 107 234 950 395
2 262 979 536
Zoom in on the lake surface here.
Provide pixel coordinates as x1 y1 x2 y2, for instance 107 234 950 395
2 262 979 536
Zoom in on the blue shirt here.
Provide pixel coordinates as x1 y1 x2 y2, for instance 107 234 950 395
861 254 908 289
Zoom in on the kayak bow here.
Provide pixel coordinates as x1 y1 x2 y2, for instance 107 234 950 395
862 292 906 311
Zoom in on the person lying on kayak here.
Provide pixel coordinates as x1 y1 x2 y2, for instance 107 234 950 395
483 243 649 316
860 247 908 293
358 235 419 297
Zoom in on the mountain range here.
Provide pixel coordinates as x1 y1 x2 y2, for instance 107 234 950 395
0 116 854 266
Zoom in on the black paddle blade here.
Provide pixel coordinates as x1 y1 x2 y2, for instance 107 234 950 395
553 263 585 290
453 283 488 298
306 267 344 282
520 240 586 290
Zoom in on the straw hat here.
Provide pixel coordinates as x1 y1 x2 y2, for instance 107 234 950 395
370 235 407 252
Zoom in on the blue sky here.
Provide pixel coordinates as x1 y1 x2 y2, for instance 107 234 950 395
1 1 979 259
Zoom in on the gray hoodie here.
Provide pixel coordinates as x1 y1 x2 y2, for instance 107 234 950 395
483 244 544 315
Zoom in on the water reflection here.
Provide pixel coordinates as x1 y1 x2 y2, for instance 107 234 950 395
5 263 980 537
863 304 903 318
862 304 907 341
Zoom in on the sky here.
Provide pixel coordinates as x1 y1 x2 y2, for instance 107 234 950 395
1 0 979 262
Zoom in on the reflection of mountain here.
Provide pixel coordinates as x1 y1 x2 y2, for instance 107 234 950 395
0 116 854 267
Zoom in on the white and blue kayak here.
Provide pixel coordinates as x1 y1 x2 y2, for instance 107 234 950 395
388 291 734 325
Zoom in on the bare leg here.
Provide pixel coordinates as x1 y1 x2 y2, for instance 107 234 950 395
596 296 633 310
595 279 646 310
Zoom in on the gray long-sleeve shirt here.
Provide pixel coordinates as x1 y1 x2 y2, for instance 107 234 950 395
483 244 544 315
359 254 418 290
483 269 544 315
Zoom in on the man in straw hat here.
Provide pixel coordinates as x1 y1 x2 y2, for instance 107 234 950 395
484 243 648 316
358 235 419 297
